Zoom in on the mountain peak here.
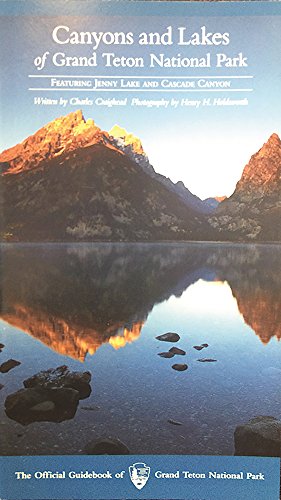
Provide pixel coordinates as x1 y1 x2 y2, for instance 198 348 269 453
109 125 127 138
1 110 105 175
256 132 281 159
267 132 280 144
228 132 281 195
109 125 145 156
41 110 100 139
57 109 85 125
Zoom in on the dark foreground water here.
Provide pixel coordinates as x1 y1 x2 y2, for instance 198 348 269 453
0 243 280 455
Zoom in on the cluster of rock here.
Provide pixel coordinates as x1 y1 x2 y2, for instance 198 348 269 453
156 332 188 371
156 333 280 457
2 340 279 458
156 332 217 370
5 365 91 425
1 355 132 453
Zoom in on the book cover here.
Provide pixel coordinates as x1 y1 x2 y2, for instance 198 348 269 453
0 1 280 499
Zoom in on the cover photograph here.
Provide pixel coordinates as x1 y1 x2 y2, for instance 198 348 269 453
0 1 280 499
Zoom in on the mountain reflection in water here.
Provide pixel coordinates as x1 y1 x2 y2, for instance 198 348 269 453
1 243 281 360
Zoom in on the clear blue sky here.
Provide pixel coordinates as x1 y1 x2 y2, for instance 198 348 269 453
1 1 280 198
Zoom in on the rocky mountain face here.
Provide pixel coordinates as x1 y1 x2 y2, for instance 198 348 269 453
209 134 281 241
1 111 213 242
1 110 113 175
109 125 145 156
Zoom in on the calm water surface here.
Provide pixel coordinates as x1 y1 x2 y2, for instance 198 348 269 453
0 243 280 455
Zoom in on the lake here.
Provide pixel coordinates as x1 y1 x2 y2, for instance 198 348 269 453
0 242 280 455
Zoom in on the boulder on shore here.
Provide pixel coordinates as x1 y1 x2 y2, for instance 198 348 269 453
234 416 281 457
85 437 130 455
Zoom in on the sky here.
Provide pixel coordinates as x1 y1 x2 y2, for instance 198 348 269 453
0 2 280 199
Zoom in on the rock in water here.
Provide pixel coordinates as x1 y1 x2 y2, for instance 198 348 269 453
0 359 21 373
194 344 209 350
5 386 79 425
85 437 130 455
23 365 91 399
156 333 180 343
169 347 186 356
158 352 175 358
168 418 183 426
5 365 91 425
234 416 281 457
172 364 188 371
197 358 217 363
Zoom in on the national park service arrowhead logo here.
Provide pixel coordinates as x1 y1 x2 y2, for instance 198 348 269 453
129 462 150 490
